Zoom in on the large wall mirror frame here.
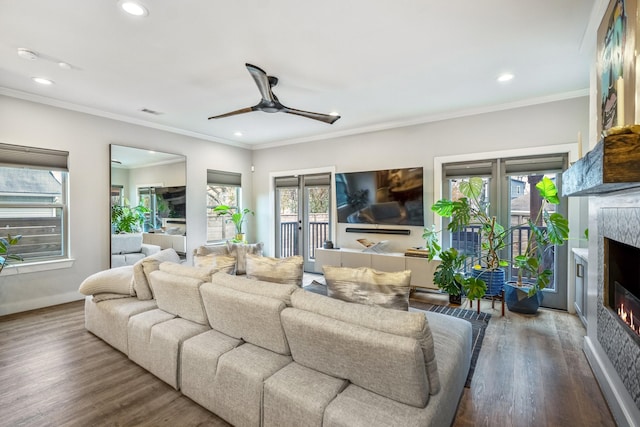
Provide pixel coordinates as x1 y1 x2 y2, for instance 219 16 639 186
110 144 187 268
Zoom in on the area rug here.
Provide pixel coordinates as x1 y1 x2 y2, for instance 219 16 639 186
303 281 490 387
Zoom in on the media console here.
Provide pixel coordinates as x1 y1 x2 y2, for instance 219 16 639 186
314 247 440 290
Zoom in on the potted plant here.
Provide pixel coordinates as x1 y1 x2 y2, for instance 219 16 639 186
0 234 23 274
429 176 569 314
506 176 569 313
213 205 255 242
424 228 488 309
111 202 149 234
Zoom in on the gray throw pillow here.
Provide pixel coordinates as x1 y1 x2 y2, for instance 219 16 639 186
245 254 303 286
323 265 411 311
226 241 264 275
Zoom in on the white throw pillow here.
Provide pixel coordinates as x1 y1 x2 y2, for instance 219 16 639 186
78 265 135 296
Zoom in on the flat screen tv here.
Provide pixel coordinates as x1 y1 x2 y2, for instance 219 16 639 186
336 167 424 226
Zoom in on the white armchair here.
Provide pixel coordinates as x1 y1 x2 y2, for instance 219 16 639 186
111 233 161 267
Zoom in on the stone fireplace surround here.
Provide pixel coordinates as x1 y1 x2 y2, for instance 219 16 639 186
586 191 640 426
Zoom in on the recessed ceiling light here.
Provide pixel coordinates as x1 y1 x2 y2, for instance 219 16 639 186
58 62 72 70
17 48 38 61
329 111 340 116
234 131 243 137
497 73 514 83
32 77 54 85
119 1 148 16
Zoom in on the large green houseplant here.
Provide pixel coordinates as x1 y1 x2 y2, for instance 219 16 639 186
213 205 255 242
426 176 569 314
428 246 486 305
0 234 23 274
111 202 149 234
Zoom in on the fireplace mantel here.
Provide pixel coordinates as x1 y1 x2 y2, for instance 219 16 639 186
562 133 640 196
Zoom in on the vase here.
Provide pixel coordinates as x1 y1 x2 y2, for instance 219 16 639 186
235 233 246 242
504 282 543 314
471 268 505 296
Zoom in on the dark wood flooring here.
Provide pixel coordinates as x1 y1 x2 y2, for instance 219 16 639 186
0 297 615 427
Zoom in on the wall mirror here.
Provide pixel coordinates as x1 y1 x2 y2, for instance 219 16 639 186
110 144 187 267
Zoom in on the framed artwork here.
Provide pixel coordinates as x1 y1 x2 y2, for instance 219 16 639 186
597 0 637 134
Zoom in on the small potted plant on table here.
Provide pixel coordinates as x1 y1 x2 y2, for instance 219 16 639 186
213 205 255 242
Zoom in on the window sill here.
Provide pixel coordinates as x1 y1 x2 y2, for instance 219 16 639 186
1 258 75 276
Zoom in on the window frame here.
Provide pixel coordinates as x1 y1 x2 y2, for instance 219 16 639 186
0 143 71 273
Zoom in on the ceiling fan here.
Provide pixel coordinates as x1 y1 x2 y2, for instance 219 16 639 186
208 63 340 125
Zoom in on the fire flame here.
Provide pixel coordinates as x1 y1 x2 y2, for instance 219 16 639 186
618 303 640 337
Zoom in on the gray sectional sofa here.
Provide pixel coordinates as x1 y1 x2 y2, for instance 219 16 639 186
82 261 472 427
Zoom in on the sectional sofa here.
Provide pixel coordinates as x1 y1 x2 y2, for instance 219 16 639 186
80 251 472 426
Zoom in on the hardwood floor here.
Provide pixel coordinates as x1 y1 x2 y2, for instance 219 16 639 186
0 298 615 427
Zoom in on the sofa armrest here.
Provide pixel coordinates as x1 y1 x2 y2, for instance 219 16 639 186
141 243 161 256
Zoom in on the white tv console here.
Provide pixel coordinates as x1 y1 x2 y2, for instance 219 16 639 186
314 247 440 290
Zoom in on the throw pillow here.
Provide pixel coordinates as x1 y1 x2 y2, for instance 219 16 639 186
194 244 230 257
132 248 181 300
78 265 135 296
323 265 411 311
226 241 264 275
193 253 237 274
245 254 304 287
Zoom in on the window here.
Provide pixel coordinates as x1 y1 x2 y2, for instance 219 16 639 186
0 143 69 264
206 170 241 242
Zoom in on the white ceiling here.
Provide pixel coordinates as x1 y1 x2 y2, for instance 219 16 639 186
0 0 597 150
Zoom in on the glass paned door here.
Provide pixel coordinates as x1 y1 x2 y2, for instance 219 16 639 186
275 174 331 272
506 173 567 309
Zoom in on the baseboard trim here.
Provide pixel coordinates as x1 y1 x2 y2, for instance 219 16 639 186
584 336 640 427
345 227 411 235
0 291 84 316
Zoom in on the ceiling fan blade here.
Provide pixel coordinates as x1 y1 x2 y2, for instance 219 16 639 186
208 106 254 120
282 106 341 124
246 63 275 102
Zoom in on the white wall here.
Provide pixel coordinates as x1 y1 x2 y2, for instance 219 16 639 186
252 96 590 255
0 94 589 315
0 95 252 315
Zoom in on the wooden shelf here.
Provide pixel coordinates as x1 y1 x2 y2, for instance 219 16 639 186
563 133 640 196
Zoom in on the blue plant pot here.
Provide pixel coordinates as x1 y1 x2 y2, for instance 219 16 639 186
504 282 543 314
471 268 505 296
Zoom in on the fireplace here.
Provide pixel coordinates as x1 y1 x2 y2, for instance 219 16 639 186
598 207 640 413
604 238 640 342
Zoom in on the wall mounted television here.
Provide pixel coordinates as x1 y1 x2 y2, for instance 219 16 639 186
336 167 424 226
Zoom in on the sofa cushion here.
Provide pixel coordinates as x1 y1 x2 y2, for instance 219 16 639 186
291 289 440 395
281 307 429 408
111 233 143 254
210 343 292 427
132 248 181 300
264 362 347 427
226 241 263 274
84 296 157 355
201 283 290 355
245 254 304 287
148 270 208 325
323 265 411 311
78 265 135 296
210 272 298 306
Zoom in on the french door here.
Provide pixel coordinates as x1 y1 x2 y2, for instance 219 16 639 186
442 154 569 310
274 173 331 272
